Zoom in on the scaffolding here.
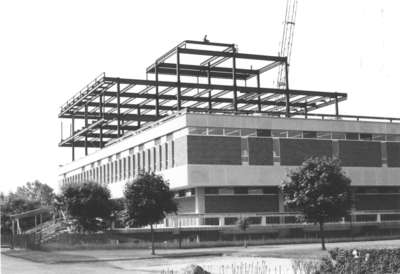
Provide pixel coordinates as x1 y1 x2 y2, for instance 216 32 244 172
59 40 348 160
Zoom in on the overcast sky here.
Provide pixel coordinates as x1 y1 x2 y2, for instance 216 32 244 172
0 0 399 194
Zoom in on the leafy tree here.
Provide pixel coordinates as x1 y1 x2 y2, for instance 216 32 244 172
237 217 250 248
15 180 55 206
124 172 177 255
281 157 352 250
0 196 41 233
61 181 113 232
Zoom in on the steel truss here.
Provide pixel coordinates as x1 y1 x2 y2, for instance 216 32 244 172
59 40 347 160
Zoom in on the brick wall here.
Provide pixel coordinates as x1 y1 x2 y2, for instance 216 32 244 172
339 141 382 167
187 135 241 165
387 142 400 167
205 195 278 213
280 139 332 166
248 137 273 165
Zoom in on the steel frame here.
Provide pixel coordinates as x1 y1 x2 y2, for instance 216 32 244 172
59 40 348 160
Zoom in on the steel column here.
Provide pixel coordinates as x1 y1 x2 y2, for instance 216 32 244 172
335 94 339 119
99 94 103 148
232 47 238 111
284 61 290 117
71 118 75 161
256 73 262 112
176 48 181 110
117 81 121 137
155 62 160 117
137 107 141 127
207 62 212 111
84 104 88 156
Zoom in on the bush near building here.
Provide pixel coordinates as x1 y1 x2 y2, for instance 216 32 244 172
61 181 113 232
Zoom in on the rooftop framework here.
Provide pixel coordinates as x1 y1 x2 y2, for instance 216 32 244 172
59 40 348 160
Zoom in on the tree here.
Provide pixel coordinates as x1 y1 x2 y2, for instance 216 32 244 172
124 172 177 255
61 181 113 232
281 157 352 250
236 217 250 248
15 180 55 206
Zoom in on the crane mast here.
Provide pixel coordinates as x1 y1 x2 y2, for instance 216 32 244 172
277 0 298 89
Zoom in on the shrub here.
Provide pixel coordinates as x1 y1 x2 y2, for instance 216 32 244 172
318 248 400 273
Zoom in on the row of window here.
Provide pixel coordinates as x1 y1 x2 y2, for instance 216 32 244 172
203 213 400 226
63 141 175 185
202 186 400 196
188 127 400 141
204 187 279 195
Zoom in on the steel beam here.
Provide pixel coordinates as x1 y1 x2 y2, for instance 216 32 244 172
102 77 346 98
179 48 287 62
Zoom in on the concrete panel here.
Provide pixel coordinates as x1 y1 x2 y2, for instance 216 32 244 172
186 165 400 188
186 113 400 135
187 135 241 165
174 136 188 167
339 141 382 167
248 137 273 165
387 142 400 167
205 195 278 213
280 138 332 166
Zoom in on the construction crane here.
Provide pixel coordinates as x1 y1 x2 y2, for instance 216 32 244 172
277 0 298 89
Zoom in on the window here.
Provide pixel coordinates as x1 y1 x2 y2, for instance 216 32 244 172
204 218 219 226
317 131 332 139
207 127 223 135
225 128 240 136
263 187 279 194
234 187 248 194
372 134 386 141
256 129 271 137
345 132 359 140
189 127 207 135
171 141 175 168
248 217 262 225
132 155 136 176
272 130 287 138
241 138 249 164
266 216 280 224
165 143 169 169
127 156 131 177
153 147 156 171
224 217 238 225
248 188 263 195
205 187 219 195
159 145 162 170
241 128 256 137
331 132 346 140
303 131 317 139
147 149 151 172
360 133 372 141
387 135 400 142
273 138 280 158
110 162 114 183
288 130 302 138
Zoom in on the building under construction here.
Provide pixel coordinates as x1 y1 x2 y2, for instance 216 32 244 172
58 40 400 237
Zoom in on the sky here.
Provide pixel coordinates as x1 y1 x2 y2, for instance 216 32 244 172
0 0 399 194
